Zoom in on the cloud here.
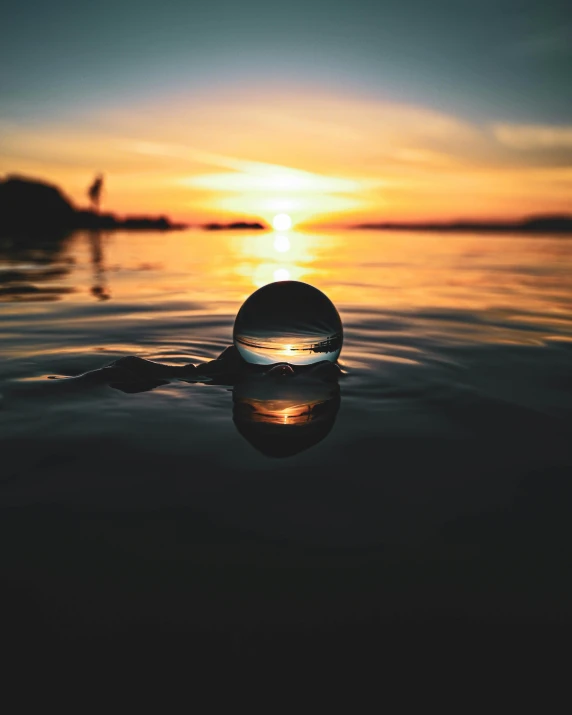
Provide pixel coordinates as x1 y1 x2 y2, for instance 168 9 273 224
2 88 571 222
182 171 367 194
492 124 572 150
132 140 375 192
130 138 380 222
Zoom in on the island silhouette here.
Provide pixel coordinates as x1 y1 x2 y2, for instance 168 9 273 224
356 216 572 233
0 175 187 234
203 221 267 231
0 175 269 236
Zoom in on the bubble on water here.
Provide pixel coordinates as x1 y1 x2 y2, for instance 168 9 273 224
233 280 343 366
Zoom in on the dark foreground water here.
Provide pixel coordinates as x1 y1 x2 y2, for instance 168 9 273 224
1 228 572 659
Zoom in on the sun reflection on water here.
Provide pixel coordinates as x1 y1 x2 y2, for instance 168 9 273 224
273 268 290 282
4 227 570 361
274 234 291 252
234 229 336 289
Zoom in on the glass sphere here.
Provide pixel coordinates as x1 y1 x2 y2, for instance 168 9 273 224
233 280 343 366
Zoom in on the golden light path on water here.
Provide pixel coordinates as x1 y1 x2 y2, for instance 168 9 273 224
3 226 571 371
16 225 568 322
233 228 330 290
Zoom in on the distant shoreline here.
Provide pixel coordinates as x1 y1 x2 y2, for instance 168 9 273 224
4 174 571 237
354 216 572 234
0 174 273 236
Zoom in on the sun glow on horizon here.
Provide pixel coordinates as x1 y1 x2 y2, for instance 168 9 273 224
2 89 570 226
272 213 293 231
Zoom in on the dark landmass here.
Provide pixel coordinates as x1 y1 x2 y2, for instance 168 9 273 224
0 175 186 235
355 215 572 234
203 221 267 231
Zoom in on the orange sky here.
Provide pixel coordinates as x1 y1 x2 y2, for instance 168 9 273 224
1 88 571 226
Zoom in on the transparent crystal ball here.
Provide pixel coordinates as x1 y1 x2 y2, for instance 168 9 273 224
233 280 343 366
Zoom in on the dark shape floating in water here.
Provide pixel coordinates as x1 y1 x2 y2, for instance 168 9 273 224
233 281 343 366
8 346 342 457
355 215 572 234
0 175 186 236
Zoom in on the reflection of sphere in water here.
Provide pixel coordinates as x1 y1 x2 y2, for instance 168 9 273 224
233 281 343 366
233 375 340 457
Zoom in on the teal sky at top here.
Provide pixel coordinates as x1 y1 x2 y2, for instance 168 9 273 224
1 0 571 124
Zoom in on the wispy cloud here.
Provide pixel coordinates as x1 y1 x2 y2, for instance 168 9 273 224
129 139 380 222
492 124 572 150
132 140 375 192
2 89 571 223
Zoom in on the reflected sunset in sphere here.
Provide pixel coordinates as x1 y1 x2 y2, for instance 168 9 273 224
233 280 343 366
273 268 290 282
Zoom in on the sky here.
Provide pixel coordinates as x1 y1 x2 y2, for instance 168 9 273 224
1 0 571 225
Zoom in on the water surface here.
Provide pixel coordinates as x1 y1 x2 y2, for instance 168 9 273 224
1 227 572 637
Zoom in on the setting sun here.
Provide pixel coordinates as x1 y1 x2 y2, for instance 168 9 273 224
273 213 292 231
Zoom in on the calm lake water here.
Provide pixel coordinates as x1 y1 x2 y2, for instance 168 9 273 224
1 227 572 644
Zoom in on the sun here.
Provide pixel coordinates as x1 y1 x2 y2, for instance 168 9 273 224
272 213 292 231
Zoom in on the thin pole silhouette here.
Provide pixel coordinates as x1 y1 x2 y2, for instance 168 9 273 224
88 173 104 213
